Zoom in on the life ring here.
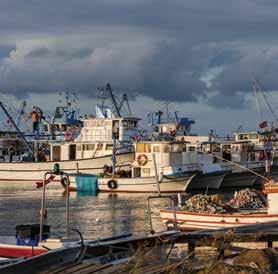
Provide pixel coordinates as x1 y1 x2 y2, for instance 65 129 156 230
107 179 118 190
137 154 148 166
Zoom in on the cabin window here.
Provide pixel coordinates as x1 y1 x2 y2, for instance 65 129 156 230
83 144 95 150
142 168 150 175
61 125 67 131
250 153 256 162
105 121 112 126
106 144 113 150
76 145 82 151
212 145 220 152
88 144 95 150
164 145 170 153
136 143 151 153
129 121 137 128
97 144 103 150
182 144 187 152
249 134 258 140
152 145 160 153
123 121 128 127
171 144 181 152
189 146 195 151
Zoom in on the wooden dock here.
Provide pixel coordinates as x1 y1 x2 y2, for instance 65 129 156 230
2 222 278 273
174 221 278 259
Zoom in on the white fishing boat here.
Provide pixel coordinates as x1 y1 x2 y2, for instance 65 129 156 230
64 140 228 193
160 181 278 231
0 83 139 183
97 174 195 193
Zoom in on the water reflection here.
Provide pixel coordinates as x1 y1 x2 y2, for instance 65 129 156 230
0 182 168 239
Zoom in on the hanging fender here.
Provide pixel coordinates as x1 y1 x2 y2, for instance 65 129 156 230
107 179 118 190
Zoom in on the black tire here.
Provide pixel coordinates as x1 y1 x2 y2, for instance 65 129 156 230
107 179 118 190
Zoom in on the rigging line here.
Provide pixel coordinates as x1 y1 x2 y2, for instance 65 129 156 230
260 90 278 121
197 148 269 181
256 79 278 121
253 79 265 124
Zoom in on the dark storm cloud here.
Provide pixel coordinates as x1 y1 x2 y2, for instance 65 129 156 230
26 47 50 58
0 0 278 108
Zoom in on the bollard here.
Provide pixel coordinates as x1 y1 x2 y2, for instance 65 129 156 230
152 153 161 196
177 193 182 207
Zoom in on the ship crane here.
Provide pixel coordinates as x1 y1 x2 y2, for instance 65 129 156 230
16 101 27 128
97 83 132 118
118 94 132 117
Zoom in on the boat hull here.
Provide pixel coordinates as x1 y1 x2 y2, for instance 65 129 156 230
0 152 134 182
221 172 257 188
0 244 47 258
67 174 195 193
160 209 278 231
186 172 225 190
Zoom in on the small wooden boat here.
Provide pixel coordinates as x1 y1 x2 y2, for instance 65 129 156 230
0 243 47 259
160 182 278 231
0 231 178 274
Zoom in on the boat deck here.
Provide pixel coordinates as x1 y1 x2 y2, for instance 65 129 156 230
3 222 278 273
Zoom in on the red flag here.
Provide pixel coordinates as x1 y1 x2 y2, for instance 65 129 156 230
36 175 56 188
259 121 267 129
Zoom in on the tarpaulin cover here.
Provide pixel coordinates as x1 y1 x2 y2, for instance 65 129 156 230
76 175 99 193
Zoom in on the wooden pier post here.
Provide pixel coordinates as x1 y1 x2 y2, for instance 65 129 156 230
188 240 195 259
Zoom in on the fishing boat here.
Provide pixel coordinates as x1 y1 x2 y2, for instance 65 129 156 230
64 140 228 193
0 83 139 183
160 180 278 231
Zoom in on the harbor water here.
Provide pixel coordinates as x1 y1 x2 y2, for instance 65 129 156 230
0 182 174 239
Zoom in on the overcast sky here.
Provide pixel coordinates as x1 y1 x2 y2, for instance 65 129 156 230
1 0 278 135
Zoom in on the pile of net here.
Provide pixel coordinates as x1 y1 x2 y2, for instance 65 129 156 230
182 194 227 214
227 188 266 209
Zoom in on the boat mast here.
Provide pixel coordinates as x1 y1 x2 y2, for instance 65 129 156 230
253 79 266 130
0 102 33 155
16 101 26 128
106 83 121 118
253 79 273 177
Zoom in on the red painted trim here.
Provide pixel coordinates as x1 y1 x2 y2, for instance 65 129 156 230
0 178 60 182
161 217 263 225
160 209 278 218
99 190 185 193
65 186 185 193
0 246 47 258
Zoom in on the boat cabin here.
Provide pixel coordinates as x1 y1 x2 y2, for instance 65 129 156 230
49 117 139 161
131 141 199 178
148 110 195 138
76 117 139 143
